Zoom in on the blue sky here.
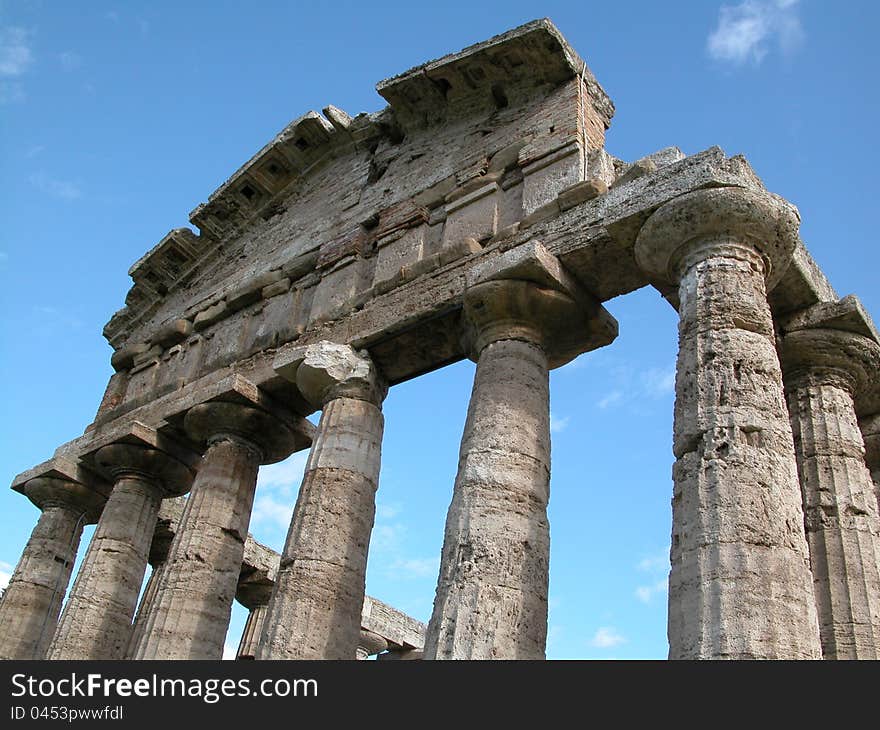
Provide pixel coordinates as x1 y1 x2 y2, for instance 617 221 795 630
1 1 878 659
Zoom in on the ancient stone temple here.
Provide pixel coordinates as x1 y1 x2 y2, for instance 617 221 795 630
2 18 880 661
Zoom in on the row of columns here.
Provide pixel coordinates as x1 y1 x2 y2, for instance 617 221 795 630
3 185 880 660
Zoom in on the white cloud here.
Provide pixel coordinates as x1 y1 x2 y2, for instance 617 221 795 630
376 502 401 520
59 51 82 72
29 172 83 201
641 366 675 398
222 642 237 660
0 26 32 77
635 580 668 604
637 550 669 573
707 0 804 66
369 523 402 552
597 391 622 410
550 415 570 433
590 626 626 648
388 556 440 579
256 452 307 497
0 560 13 591
251 494 294 531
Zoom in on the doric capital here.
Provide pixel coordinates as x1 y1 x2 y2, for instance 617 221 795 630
235 578 274 611
184 400 305 465
23 476 105 522
461 241 617 367
276 342 387 407
92 443 194 497
634 187 800 290
781 328 880 398
357 629 389 658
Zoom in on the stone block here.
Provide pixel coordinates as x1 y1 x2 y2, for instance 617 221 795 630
442 182 499 247
557 179 608 212
521 142 582 215
373 227 425 285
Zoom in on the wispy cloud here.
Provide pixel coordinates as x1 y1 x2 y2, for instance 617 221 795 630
707 0 804 66
59 51 82 72
635 549 669 604
550 415 570 433
597 391 623 410
376 502 402 520
641 366 675 397
251 494 294 531
635 580 667 604
256 453 307 498
251 453 308 532
0 26 33 77
637 550 669 574
387 556 440 579
0 560 14 591
593 362 676 411
34 305 83 329
29 172 83 201
25 144 45 158
590 626 626 648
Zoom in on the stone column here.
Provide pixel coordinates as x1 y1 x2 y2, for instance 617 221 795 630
634 187 822 659
782 327 880 658
131 402 300 660
426 280 583 660
0 478 103 659
861 414 880 511
47 444 192 659
235 582 273 660
356 629 388 660
258 343 386 660
125 496 183 658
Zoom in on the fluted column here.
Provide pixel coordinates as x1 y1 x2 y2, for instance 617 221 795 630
634 187 822 659
125 496 184 658
782 327 880 658
48 445 192 659
426 278 599 660
258 342 386 660
132 402 301 660
235 582 273 660
861 414 880 512
0 478 103 659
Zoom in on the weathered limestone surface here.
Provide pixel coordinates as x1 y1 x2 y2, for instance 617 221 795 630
635 187 822 659
0 479 103 659
132 402 303 659
258 343 386 659
125 495 183 657
426 246 616 659
6 19 875 663
48 444 193 659
782 325 880 658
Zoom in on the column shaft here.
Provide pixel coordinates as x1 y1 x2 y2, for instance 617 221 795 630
126 560 167 658
236 604 268 660
787 376 880 658
668 250 820 659
132 438 260 659
426 338 550 660
48 475 163 659
259 396 383 659
0 505 88 659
